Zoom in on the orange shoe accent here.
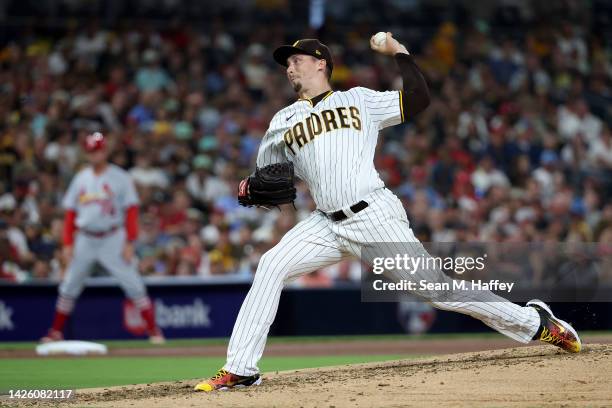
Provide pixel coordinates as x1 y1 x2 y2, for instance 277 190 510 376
528 300 581 353
194 368 261 392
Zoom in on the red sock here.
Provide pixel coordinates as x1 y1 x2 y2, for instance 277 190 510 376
139 304 157 333
51 310 69 333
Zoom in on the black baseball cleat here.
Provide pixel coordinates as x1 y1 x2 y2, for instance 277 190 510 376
528 299 581 353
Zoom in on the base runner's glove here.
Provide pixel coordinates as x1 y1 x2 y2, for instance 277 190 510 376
238 162 296 208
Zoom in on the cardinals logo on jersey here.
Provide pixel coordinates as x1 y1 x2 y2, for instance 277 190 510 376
78 184 116 215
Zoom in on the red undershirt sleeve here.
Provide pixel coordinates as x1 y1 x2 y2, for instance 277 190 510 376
125 205 139 242
63 210 77 246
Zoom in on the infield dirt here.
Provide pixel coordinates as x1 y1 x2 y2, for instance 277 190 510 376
9 343 612 408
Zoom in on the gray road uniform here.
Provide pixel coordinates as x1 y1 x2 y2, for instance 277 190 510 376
59 164 147 301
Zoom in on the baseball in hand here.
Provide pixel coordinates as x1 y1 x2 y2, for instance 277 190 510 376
372 32 387 47
370 31 408 55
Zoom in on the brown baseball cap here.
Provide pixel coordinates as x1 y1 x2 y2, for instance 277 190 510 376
273 39 333 73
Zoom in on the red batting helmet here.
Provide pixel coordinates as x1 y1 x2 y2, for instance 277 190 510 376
84 132 107 152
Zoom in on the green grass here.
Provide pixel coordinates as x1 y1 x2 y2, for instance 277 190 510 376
1 330 610 351
1 330 609 392
0 354 414 392
0 332 508 351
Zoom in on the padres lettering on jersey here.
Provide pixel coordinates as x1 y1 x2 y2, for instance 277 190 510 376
257 87 403 212
283 107 362 154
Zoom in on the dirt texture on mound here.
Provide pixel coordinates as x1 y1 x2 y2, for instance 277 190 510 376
8 343 612 408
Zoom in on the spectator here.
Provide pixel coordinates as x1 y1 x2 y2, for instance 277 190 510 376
135 49 172 92
471 156 510 196
186 155 228 204
130 154 170 189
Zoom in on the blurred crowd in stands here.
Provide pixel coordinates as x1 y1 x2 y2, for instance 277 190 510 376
1 0 611 285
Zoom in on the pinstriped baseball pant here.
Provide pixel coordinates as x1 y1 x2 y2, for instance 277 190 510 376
224 188 540 376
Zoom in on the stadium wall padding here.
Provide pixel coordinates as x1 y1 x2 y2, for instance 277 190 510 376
0 282 610 341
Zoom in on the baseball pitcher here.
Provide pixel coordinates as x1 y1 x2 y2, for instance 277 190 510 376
41 132 165 344
195 33 581 392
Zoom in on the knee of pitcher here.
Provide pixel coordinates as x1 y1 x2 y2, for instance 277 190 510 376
254 251 292 281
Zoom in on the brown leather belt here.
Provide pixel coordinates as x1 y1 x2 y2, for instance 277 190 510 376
79 225 120 238
328 200 369 222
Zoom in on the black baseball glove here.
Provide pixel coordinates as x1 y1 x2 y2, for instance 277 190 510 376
238 162 296 208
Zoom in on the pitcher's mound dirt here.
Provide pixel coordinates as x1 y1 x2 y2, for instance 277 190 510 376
17 343 611 408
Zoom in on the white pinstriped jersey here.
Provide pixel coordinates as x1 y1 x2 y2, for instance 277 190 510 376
227 68 544 378
256 87 404 212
